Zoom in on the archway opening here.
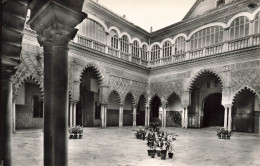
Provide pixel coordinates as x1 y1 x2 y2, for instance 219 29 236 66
150 95 162 125
203 93 224 127
79 67 101 127
123 93 134 126
136 95 146 126
232 88 259 133
107 91 120 127
15 79 43 129
166 93 182 127
190 72 222 128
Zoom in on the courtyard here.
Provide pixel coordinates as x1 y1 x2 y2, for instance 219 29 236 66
12 127 260 166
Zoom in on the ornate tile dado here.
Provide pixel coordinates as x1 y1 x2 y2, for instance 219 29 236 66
150 79 183 100
231 69 260 94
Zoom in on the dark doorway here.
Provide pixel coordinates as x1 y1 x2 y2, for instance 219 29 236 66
203 93 224 127
150 95 161 124
136 95 145 126
232 89 255 133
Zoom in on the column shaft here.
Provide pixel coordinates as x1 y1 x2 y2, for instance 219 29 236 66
13 101 16 133
73 103 76 127
185 107 188 128
119 106 123 127
224 107 228 129
0 77 13 166
104 105 107 128
228 107 232 131
69 102 73 127
182 108 185 128
133 107 137 127
44 43 69 166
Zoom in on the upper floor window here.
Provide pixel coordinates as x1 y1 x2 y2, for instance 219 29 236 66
151 45 160 61
190 26 223 50
254 12 260 34
162 41 172 57
82 19 106 44
175 36 186 54
230 16 249 40
141 45 148 60
120 35 129 53
111 30 119 49
132 40 140 57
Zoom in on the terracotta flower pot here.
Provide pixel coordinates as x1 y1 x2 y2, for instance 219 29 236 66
160 150 167 160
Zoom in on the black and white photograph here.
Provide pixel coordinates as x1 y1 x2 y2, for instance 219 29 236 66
1 0 260 165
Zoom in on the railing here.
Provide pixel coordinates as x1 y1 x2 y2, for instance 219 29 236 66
228 36 250 51
205 43 223 56
161 56 173 65
73 33 260 68
189 49 203 60
93 42 105 53
108 47 119 57
150 59 160 67
253 34 260 46
132 56 141 65
120 51 130 61
173 53 186 63
78 35 92 48
141 59 148 67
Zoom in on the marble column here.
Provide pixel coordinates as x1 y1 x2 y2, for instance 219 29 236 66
147 106 150 126
224 106 228 129
73 103 76 127
27 1 86 165
69 102 73 127
13 100 16 133
0 77 13 166
104 105 107 128
161 107 167 128
182 108 185 128
119 105 124 127
185 107 188 128
228 107 232 131
133 106 137 127
101 104 107 128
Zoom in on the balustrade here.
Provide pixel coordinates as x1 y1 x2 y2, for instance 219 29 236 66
108 47 119 57
73 33 260 68
161 56 173 65
228 36 250 51
173 53 186 63
141 59 148 67
205 43 223 56
189 49 204 59
120 51 130 61
253 33 260 46
132 56 141 65
93 42 106 53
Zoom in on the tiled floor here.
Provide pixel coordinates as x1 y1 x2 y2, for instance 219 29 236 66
12 127 260 166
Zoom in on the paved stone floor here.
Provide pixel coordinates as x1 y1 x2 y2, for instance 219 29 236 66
12 127 260 166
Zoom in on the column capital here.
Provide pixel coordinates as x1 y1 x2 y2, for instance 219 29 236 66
223 104 232 108
27 0 87 46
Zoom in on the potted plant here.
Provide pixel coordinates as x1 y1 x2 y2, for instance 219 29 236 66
217 127 232 139
155 138 161 157
166 141 174 158
146 132 156 158
160 138 167 160
69 126 83 139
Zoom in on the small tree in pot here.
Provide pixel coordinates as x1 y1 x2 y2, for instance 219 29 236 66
146 132 156 158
